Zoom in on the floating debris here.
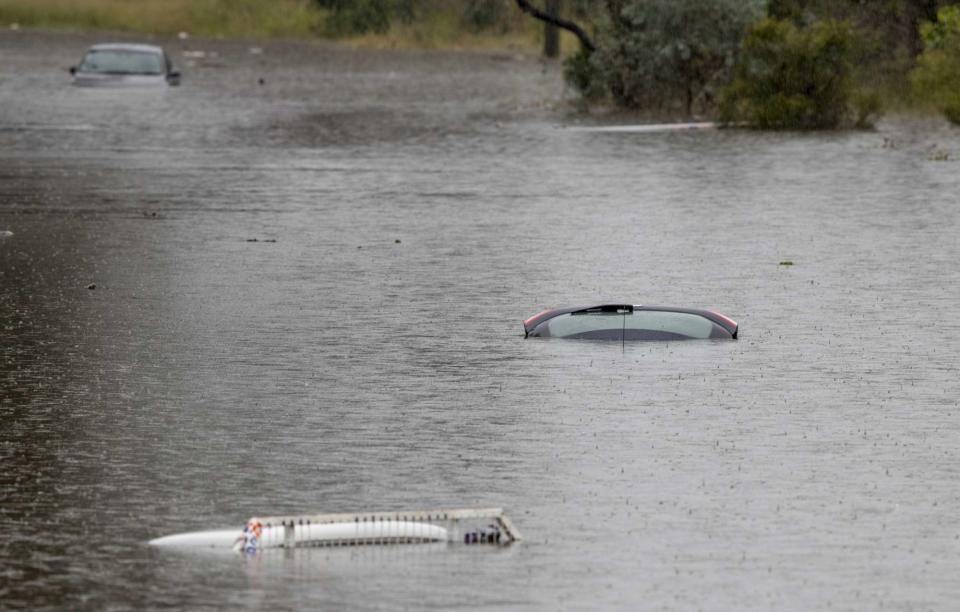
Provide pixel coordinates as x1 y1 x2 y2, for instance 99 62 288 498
394 238 402 244
87 283 96 290
249 47 263 55
568 122 717 133
245 238 277 243
0 230 12 239
928 150 950 161
779 261 794 266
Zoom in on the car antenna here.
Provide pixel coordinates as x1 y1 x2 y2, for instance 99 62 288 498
621 307 626 352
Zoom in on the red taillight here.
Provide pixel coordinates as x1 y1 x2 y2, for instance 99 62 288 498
523 310 552 329
709 310 738 330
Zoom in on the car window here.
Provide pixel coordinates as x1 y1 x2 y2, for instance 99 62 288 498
80 50 164 75
535 309 722 340
538 312 624 339
623 310 717 340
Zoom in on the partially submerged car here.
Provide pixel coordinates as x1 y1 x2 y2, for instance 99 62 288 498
70 44 180 87
523 305 738 341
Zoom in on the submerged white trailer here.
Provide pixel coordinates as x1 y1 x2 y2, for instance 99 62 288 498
149 508 521 551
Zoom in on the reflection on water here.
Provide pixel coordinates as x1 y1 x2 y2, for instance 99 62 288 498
2 29 960 611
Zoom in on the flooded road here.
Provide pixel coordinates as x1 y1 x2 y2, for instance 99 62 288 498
2 29 960 611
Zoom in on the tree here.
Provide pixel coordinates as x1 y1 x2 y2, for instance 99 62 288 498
911 5 960 123
767 1 957 69
552 0 762 114
603 0 763 114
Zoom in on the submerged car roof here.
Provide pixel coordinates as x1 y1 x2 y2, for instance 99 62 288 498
87 43 165 54
523 304 738 338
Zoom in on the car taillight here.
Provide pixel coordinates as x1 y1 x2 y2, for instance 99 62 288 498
523 310 552 329
709 311 738 330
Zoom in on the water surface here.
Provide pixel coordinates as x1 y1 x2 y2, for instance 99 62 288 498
2 30 960 611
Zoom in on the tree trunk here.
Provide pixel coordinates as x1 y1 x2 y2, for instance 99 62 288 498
515 0 595 53
543 0 561 58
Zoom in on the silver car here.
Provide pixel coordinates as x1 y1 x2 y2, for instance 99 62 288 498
70 43 181 87
523 304 739 341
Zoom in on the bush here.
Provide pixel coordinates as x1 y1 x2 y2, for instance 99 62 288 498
945 98 960 126
562 47 605 100
318 0 394 35
720 18 875 129
318 0 512 37
911 6 960 125
851 89 884 129
462 0 508 33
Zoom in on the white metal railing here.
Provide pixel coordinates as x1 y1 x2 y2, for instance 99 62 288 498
254 507 521 548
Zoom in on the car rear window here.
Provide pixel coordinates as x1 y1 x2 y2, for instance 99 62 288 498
537 310 720 340
540 311 624 339
624 310 716 339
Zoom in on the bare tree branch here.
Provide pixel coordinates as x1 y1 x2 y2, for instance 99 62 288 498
515 0 596 53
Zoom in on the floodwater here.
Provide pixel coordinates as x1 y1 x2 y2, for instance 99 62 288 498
2 29 960 611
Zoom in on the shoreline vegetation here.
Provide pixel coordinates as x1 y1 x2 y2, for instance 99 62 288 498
2 0 958 127
558 0 960 128
0 0 556 50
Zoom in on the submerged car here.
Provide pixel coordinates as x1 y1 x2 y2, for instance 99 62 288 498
70 44 180 87
523 304 738 341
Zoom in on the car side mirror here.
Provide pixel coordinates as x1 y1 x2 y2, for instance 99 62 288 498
69 66 76 75
166 70 181 86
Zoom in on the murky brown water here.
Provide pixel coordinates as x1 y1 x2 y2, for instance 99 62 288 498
2 29 960 611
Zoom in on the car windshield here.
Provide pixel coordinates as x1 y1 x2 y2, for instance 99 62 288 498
79 50 164 75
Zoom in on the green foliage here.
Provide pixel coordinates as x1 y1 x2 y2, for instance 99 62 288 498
912 6 960 123
944 99 960 125
767 0 814 24
319 0 394 35
316 0 428 35
851 89 884 128
317 0 516 36
562 47 605 100
763 0 960 103
564 0 763 114
462 0 507 32
919 4 960 48
0 0 324 38
720 18 875 129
